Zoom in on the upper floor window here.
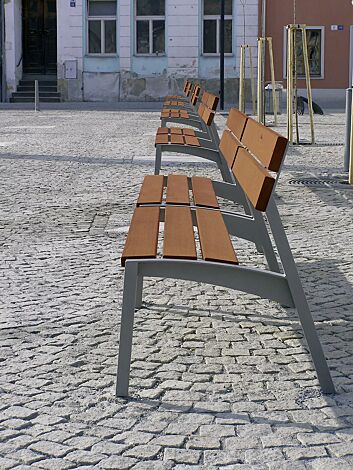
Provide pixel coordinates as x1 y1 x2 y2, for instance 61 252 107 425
203 0 233 55
88 0 117 55
136 0 165 55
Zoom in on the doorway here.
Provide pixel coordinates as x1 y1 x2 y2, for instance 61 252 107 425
22 0 57 75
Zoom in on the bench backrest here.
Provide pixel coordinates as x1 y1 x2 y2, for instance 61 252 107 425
197 92 219 126
185 82 193 97
183 80 190 93
190 85 201 106
219 109 288 212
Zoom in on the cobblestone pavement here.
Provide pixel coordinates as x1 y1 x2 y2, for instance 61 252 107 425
1 105 353 469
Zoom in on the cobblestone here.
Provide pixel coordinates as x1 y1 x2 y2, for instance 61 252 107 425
0 107 353 467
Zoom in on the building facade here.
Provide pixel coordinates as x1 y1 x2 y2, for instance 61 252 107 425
3 0 258 102
262 0 353 106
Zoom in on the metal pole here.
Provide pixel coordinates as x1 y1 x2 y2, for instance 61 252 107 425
220 0 225 110
344 87 352 172
34 80 39 112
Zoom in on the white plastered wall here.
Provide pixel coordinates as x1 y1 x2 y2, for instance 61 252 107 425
4 0 22 100
235 0 259 75
120 0 131 71
57 0 84 100
167 0 199 77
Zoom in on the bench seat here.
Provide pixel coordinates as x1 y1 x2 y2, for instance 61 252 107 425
164 95 184 100
161 109 190 119
136 174 219 208
155 127 201 147
163 100 186 107
121 205 238 267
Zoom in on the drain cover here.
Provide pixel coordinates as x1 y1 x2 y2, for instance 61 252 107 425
288 178 352 189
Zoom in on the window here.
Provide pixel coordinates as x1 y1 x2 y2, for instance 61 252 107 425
296 28 323 77
136 0 165 55
88 0 117 54
203 0 233 55
285 27 324 78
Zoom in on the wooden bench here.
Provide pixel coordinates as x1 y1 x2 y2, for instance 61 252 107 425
164 79 191 102
161 89 213 130
155 92 230 179
163 84 200 109
116 111 335 398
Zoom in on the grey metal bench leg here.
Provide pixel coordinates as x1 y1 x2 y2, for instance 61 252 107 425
135 275 143 309
252 210 280 272
155 146 162 175
116 261 139 397
267 199 335 394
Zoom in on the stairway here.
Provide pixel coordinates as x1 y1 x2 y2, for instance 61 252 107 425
10 76 61 103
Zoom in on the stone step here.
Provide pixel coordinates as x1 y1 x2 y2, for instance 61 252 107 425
11 91 61 98
19 80 58 87
9 96 61 103
17 85 58 92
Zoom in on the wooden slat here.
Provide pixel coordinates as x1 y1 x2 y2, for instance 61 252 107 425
196 209 238 265
137 175 164 206
166 175 190 205
198 103 205 118
206 94 219 111
232 148 275 212
180 111 189 118
191 86 201 105
183 80 189 92
157 127 169 134
201 92 209 104
227 108 248 140
184 135 200 147
155 134 169 145
192 177 219 209
170 127 183 135
163 207 197 260
202 108 215 126
170 134 185 145
183 128 196 136
241 118 288 172
121 207 160 267
219 130 241 168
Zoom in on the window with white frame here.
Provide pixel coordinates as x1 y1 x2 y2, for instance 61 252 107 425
88 0 117 54
136 0 165 55
203 0 233 55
